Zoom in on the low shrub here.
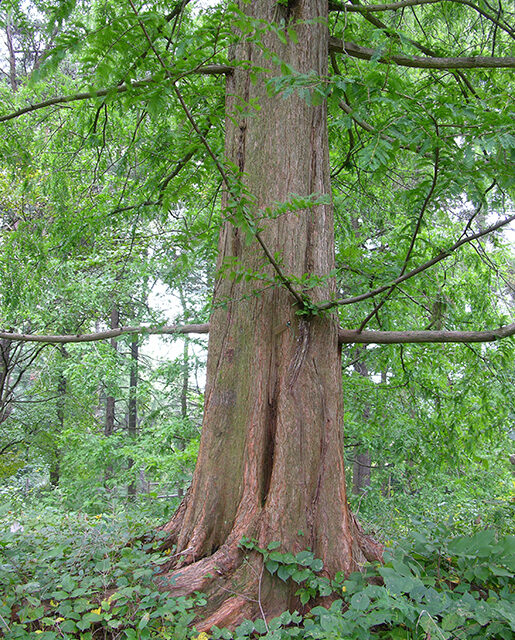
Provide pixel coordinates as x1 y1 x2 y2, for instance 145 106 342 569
1 507 513 639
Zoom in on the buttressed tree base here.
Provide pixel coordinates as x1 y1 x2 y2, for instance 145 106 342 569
157 0 382 628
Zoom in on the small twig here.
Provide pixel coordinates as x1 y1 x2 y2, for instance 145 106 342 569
0 613 11 632
166 545 194 559
319 212 515 311
357 123 440 331
459 180 496 239
257 564 270 632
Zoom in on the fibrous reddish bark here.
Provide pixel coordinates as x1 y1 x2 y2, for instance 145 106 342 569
158 0 381 628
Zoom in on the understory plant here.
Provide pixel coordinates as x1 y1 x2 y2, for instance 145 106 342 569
1 506 513 639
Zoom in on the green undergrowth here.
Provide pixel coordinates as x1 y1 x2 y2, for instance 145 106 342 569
348 469 515 541
0 505 204 639
1 505 514 640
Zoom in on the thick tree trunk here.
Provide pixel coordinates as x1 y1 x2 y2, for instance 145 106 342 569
159 0 381 627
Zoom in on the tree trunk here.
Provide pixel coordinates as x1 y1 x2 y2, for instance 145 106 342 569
159 0 381 627
105 307 119 484
105 306 119 438
127 335 138 497
50 349 67 487
0 337 13 425
352 357 371 495
5 21 18 93
177 287 190 499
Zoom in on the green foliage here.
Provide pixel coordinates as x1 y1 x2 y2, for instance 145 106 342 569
350 465 515 541
0 0 514 637
229 527 515 640
1 509 514 639
0 505 205 639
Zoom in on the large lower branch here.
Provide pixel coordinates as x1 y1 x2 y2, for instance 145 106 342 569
338 324 515 344
1 321 514 346
329 37 515 69
0 324 209 344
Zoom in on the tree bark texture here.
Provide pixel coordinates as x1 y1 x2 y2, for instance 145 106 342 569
0 338 13 425
5 22 18 93
50 364 66 487
160 0 381 627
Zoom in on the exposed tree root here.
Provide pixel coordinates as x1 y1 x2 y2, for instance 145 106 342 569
155 499 383 631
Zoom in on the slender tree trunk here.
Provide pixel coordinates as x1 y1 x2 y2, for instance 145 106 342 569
176 284 191 499
105 307 119 438
127 335 138 497
180 337 188 422
50 348 67 487
0 338 13 425
352 357 371 494
353 452 372 494
104 307 119 484
175 336 189 499
5 21 18 93
160 0 381 627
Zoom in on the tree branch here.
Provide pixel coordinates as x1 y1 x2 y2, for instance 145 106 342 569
329 37 515 68
0 324 209 344
0 65 232 124
329 0 450 10
340 0 480 97
319 212 515 310
2 320 513 346
4 40 510 128
0 439 25 455
338 324 515 344
5 39 509 128
357 129 440 331
329 0 515 38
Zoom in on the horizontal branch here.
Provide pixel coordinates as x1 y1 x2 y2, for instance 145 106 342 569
338 323 515 344
2 320 514 347
3 42 511 127
0 323 209 344
329 0 515 39
329 37 515 69
330 0 450 11
0 65 232 123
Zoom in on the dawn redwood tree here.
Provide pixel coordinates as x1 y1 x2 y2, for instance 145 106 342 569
158 1 382 626
1 0 515 629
